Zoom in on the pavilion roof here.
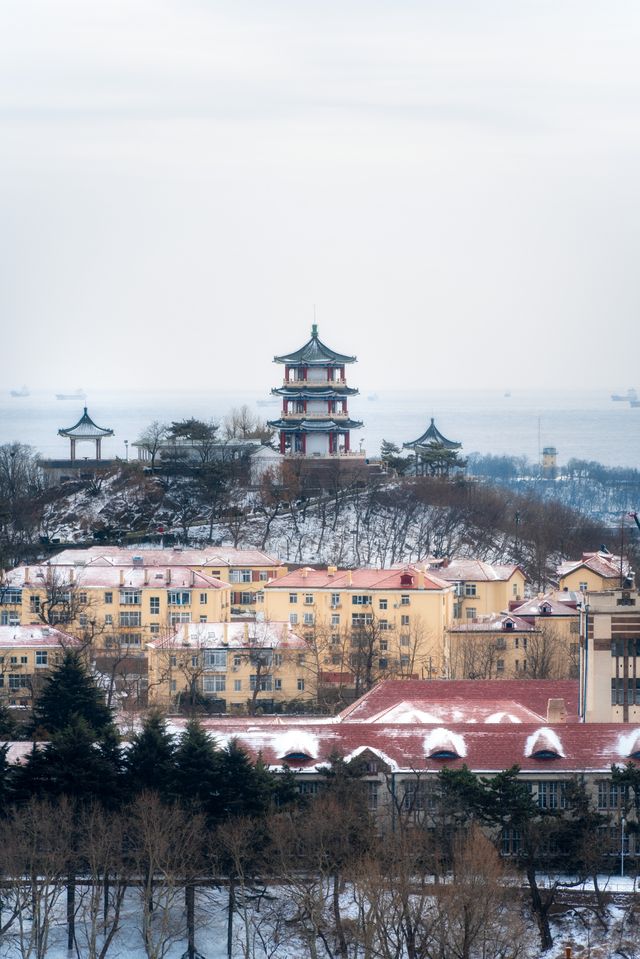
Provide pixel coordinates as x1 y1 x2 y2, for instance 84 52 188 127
272 386 359 398
403 418 461 450
274 324 356 366
58 407 114 439
267 417 363 432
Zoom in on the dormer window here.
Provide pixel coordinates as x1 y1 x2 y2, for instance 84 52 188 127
540 603 552 616
503 619 515 631
400 573 414 587
283 752 312 762
525 728 564 760
424 728 466 760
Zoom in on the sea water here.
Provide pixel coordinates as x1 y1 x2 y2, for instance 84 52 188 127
0 388 638 469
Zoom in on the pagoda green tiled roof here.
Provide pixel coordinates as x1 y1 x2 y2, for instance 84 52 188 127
403 418 460 450
58 407 114 439
274 324 356 366
272 385 359 398
267 417 363 432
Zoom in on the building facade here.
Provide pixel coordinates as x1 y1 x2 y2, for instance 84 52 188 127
0 625 83 707
427 559 526 621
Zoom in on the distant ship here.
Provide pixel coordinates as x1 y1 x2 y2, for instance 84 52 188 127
9 386 29 397
56 389 86 400
256 398 278 407
611 389 637 402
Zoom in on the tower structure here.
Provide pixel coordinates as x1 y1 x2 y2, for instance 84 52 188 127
268 324 363 457
403 418 463 476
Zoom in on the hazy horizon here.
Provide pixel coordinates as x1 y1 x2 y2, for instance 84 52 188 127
2 1 639 392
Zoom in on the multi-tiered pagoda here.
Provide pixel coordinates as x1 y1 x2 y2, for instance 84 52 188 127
268 324 363 456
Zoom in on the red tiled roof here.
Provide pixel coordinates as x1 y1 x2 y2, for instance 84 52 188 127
338 679 580 723
558 552 631 581
264 566 451 591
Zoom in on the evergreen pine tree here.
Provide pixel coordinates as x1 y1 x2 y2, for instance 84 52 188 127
30 651 113 740
173 719 222 818
125 710 176 798
0 742 13 811
41 716 122 805
217 740 274 819
0 702 18 739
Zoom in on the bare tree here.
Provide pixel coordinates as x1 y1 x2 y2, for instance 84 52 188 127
135 421 169 472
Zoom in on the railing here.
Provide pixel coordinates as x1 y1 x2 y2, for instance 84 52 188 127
280 411 349 420
282 378 348 388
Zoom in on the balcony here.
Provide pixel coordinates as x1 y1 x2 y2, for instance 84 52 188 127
282 378 348 388
281 411 349 420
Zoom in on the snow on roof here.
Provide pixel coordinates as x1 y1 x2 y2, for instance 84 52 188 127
147 621 305 650
485 712 523 724
616 729 640 759
525 727 565 759
448 614 537 633
433 560 523 583
6 565 228 590
265 565 451 592
558 552 631 581
424 728 467 758
0 625 81 648
341 744 399 772
272 730 319 761
46 546 283 568
510 594 579 618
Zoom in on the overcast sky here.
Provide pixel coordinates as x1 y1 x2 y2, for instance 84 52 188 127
2 1 639 392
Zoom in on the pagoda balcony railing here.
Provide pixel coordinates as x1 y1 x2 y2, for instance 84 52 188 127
281 411 349 420
282 378 347 388
284 451 366 459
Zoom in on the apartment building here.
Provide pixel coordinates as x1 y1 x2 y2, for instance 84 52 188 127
263 565 454 681
581 586 640 722
0 624 82 707
45 546 287 616
425 559 526 621
147 620 313 711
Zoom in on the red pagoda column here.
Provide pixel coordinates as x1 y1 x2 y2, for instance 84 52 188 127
280 433 286 454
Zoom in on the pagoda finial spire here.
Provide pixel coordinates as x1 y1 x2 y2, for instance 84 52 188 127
311 322 318 338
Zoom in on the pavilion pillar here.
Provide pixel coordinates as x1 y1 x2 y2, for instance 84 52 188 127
301 433 306 454
96 438 102 461
70 438 76 462
344 433 350 453
280 433 286 455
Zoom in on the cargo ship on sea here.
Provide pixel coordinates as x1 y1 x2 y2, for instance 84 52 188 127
55 389 86 400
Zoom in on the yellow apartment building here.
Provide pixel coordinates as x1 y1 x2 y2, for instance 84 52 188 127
0 564 230 650
558 551 633 593
581 586 640 722
0 624 83 707
262 565 454 682
147 620 313 712
425 559 527 621
45 546 287 616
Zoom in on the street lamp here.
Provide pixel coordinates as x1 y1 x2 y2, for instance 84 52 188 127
124 439 129 462
621 814 627 878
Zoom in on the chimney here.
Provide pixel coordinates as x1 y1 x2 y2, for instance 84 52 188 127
119 570 125 587
190 570 195 586
144 568 149 585
442 558 450 568
419 570 425 590
546 698 567 724
166 569 171 585
327 565 337 576
69 568 75 585
24 566 30 585
301 567 308 580
347 570 352 586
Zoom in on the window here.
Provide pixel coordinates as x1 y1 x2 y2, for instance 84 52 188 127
119 611 141 627
400 635 410 647
78 592 88 604
150 624 160 634
170 612 191 625
378 657 388 669
2 588 22 604
379 619 389 631
250 674 273 692
570 621 579 634
367 781 379 811
534 780 567 810
331 633 340 645
171 679 177 692
297 678 305 691
259 571 269 582
191 656 198 668
400 594 410 606
512 582 518 596
464 583 477 597
496 658 505 673
379 639 388 651
515 636 527 649
579 581 588 591
35 651 48 667
400 655 410 669
104 614 113 625
304 594 314 605
168 590 191 606
495 636 506 650
120 589 141 606
1 612 19 626
239 592 254 605
331 613 340 627
611 677 640 705
352 613 373 627
297 782 319 796
352 595 372 606
199 592 208 604
233 655 242 667
119 633 141 646
289 612 298 625
274 678 282 690
273 653 283 666
203 676 226 693
230 569 251 584
204 650 227 671
170 655 177 666
379 598 388 610
150 596 160 614
29 596 41 613
331 593 341 607
501 828 521 856
402 781 436 812
598 781 624 810
289 593 298 604
20 656 27 664
303 612 314 626
79 614 87 626
9 675 25 690
234 679 242 691
199 615 207 623
104 592 113 604
465 608 477 620
401 615 410 626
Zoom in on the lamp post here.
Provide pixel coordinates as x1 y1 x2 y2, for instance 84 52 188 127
124 439 129 462
621 814 627 878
